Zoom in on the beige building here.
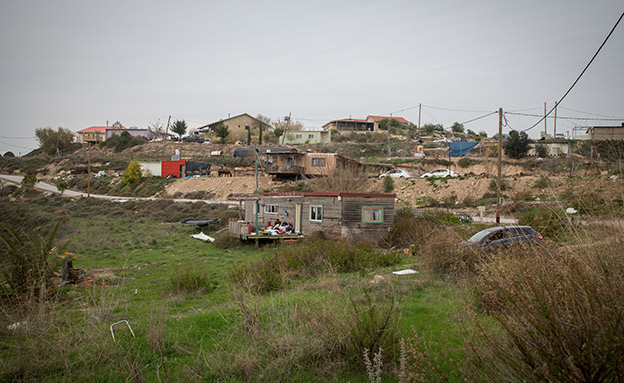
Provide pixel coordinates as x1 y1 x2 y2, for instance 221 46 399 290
587 124 624 140
198 113 270 143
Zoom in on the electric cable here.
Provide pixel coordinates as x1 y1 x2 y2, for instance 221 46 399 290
521 10 624 132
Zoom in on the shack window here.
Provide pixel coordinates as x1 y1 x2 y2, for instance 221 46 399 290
264 204 278 214
309 205 323 222
308 134 314 139
311 158 326 167
296 134 302 139
362 207 383 223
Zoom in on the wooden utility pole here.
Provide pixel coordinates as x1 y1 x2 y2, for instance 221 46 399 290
496 108 503 224
554 101 558 138
87 142 91 197
165 115 171 138
418 103 422 130
544 102 547 137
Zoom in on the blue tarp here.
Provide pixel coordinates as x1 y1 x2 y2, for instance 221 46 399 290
446 142 479 157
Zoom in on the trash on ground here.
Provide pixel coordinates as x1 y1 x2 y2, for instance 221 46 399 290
191 232 215 242
566 207 578 214
392 269 419 275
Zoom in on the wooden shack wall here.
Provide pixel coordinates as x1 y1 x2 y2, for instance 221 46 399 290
299 196 342 238
340 196 394 241
302 153 337 176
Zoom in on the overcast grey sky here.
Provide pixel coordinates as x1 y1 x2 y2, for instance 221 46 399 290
1 0 623 155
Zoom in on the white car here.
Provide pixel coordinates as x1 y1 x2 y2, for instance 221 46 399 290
420 169 459 178
379 169 415 179
433 137 450 143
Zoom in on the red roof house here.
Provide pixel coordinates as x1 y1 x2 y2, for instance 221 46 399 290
76 126 122 143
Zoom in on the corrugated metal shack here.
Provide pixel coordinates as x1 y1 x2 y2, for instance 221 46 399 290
229 192 395 241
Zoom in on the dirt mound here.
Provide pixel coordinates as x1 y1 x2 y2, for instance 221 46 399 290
165 175 276 199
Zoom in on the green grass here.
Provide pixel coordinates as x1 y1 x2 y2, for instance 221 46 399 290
0 197 467 382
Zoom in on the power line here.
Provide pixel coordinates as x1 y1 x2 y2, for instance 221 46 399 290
557 106 624 119
521 10 624 132
422 104 493 113
0 136 35 139
507 111 623 121
0 140 37 151
460 111 498 125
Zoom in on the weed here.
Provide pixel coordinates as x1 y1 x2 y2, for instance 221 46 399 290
168 267 214 294
534 174 552 188
383 176 394 193
467 237 624 382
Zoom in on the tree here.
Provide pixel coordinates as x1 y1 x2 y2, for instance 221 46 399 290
111 121 124 128
171 120 187 140
247 126 252 145
503 130 530 159
451 122 465 134
535 143 549 158
273 127 284 141
56 181 68 195
479 131 488 138
122 160 142 184
21 174 38 190
422 124 437 135
259 125 263 145
35 127 75 156
149 118 165 137
214 123 229 144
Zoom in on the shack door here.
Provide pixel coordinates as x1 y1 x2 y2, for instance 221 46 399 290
295 203 302 233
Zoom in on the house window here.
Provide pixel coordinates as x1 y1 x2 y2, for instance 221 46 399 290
362 207 383 223
311 158 326 167
308 134 314 139
295 134 303 139
309 205 323 222
264 204 278 214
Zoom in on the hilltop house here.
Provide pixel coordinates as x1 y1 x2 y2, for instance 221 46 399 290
322 115 409 133
198 113 271 143
229 192 395 241
76 126 122 144
586 124 624 140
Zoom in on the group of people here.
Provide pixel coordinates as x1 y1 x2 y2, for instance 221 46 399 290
264 219 295 236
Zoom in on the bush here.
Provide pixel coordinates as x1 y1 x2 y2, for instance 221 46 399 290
534 175 551 189
122 161 142 184
383 176 394 193
230 235 402 294
457 157 473 168
468 239 624 382
488 178 508 192
21 174 38 190
168 267 214 294
517 207 569 243
0 222 68 304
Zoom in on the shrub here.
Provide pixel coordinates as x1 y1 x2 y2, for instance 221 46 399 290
457 157 473 168
383 176 394 193
230 235 401 294
488 178 508 191
534 143 549 158
168 267 214 294
468 239 624 382
534 174 552 189
517 207 569 243
21 174 38 190
0 222 68 304
122 161 142 184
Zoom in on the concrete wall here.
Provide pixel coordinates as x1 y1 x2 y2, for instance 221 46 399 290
106 129 156 140
282 130 331 145
139 161 162 177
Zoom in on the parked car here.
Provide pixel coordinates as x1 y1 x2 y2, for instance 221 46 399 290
379 169 415 179
420 169 459 178
433 137 450 143
462 225 543 252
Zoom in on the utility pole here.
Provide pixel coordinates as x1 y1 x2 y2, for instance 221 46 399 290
544 102 547 137
165 115 171 139
496 108 503 225
554 101 558 138
254 139 259 248
418 103 422 130
87 142 91 197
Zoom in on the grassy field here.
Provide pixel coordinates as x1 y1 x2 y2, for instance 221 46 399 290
1 189 623 382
